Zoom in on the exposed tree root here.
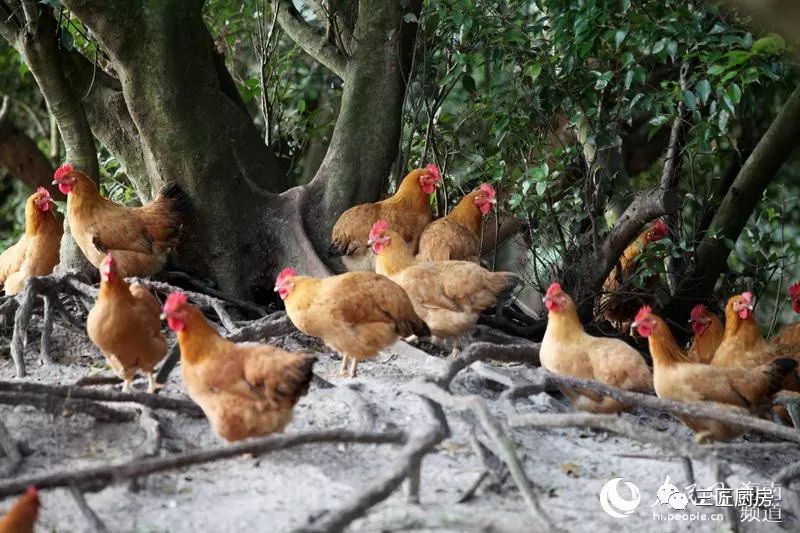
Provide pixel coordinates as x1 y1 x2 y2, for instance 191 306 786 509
69 485 110 533
0 430 408 497
0 381 204 418
0 419 22 477
0 391 135 423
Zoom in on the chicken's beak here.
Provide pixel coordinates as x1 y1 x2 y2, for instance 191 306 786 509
630 322 639 335
490 197 498 205
51 179 59 185
542 295 551 304
366 238 374 246
159 312 166 320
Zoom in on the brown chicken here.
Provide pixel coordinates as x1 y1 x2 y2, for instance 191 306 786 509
370 220 519 356
275 267 429 377
711 292 778 369
598 219 668 330
0 187 61 295
0 486 39 533
328 164 441 271
632 305 797 442
769 282 800 354
686 304 724 364
416 183 496 263
163 292 315 442
52 163 189 277
87 253 167 392
540 282 653 413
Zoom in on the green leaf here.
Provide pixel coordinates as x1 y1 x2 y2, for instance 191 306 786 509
614 29 627 50
462 75 476 93
624 69 634 90
297 99 306 113
652 38 666 55
727 83 742 105
752 33 786 55
666 40 678 60
708 65 726 76
403 12 418 23
526 63 542 82
696 79 711 104
649 115 670 127
682 90 697 110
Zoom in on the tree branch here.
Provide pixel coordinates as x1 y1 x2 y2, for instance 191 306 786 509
276 0 347 79
671 81 800 310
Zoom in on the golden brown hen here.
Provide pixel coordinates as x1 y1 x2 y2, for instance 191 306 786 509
0 187 61 295
163 292 315 442
52 163 189 277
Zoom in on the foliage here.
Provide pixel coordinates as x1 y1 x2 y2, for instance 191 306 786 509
0 0 799 327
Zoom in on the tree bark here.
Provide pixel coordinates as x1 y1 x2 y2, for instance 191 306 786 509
300 0 422 264
0 112 55 192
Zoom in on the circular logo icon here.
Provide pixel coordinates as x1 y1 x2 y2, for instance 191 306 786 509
599 478 641 518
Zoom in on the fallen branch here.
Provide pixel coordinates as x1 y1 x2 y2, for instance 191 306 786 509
0 430 407 497
435 341 540 388
0 381 204 418
69 486 109 533
39 293 55 365
409 381 554 528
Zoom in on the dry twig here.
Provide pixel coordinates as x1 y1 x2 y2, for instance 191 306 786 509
69 485 110 533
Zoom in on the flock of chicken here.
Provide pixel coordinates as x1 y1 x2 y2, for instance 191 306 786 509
1 161 799 529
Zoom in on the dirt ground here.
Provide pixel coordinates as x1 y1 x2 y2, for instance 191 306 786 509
0 314 798 533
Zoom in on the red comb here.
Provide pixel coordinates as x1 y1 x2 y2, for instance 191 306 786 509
36 186 49 197
690 304 707 320
789 283 800 299
546 282 562 298
480 183 496 199
741 291 753 304
425 164 441 183
101 253 116 268
369 220 390 241
276 267 298 286
163 292 188 314
54 163 73 181
635 305 653 323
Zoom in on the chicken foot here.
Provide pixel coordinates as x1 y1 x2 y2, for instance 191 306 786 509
146 372 163 394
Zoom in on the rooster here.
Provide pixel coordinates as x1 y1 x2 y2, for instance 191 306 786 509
416 183 496 263
633 305 797 442
686 304 723 364
370 220 519 357
598 219 668 331
0 187 61 295
0 486 39 533
275 267 429 377
540 282 653 413
329 164 441 271
87 253 167 392
163 292 315 442
52 163 189 277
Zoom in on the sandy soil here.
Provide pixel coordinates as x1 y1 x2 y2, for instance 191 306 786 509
0 315 797 533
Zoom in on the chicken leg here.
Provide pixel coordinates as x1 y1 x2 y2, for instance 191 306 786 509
348 357 359 378
336 354 351 377
146 372 163 394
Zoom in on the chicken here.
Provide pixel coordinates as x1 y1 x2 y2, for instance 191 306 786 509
87 253 168 392
0 187 61 295
275 267 429 377
598 219 668 330
51 163 190 277
686 304 723 364
328 164 441 271
369 220 519 356
163 292 315 442
632 305 797 442
711 292 777 369
769 282 800 354
0 486 39 533
540 282 653 413
416 183 496 263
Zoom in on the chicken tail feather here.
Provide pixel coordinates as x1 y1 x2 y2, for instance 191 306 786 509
764 357 799 396
158 182 191 217
328 240 347 257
